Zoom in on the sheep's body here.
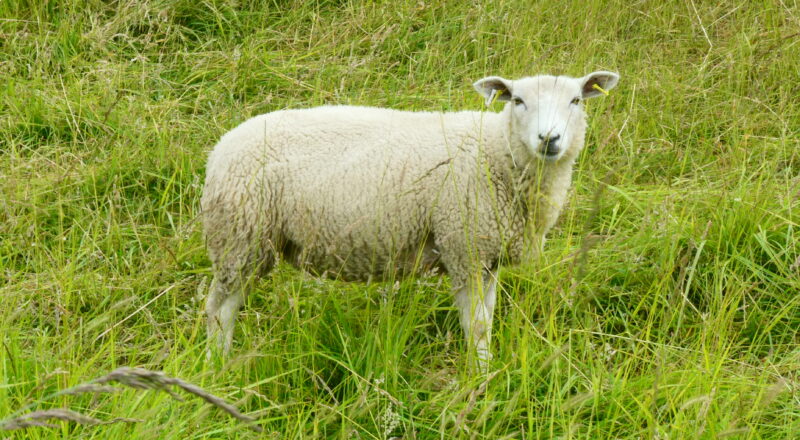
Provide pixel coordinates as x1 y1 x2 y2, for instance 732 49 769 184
202 73 619 367
203 106 567 280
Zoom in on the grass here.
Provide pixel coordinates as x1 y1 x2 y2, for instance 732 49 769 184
1 0 799 438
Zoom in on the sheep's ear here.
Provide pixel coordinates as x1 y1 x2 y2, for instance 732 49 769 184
581 71 620 99
473 76 513 107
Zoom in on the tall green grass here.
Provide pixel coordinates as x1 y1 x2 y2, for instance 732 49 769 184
1 0 798 438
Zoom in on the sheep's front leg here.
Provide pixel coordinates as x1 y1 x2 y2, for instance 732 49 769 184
454 270 498 372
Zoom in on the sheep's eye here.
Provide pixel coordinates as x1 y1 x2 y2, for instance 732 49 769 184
512 96 526 108
570 97 581 105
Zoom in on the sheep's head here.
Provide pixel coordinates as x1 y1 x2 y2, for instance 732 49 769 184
474 72 619 163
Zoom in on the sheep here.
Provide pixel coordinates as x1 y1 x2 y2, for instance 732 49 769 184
201 71 620 368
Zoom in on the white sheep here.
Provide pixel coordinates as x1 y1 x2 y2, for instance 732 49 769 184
201 71 620 367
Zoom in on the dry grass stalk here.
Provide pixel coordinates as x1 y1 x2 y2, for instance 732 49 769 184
1 367 263 433
94 367 263 433
1 408 141 431
61 384 123 395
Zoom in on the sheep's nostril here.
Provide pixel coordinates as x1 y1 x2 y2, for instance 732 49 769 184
538 134 561 142
538 134 561 156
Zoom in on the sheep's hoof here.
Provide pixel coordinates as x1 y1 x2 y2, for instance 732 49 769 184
205 333 228 363
206 344 221 363
476 350 493 374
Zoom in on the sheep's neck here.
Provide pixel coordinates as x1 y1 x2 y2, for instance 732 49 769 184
501 121 577 240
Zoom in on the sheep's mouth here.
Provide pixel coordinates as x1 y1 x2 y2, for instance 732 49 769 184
537 145 561 161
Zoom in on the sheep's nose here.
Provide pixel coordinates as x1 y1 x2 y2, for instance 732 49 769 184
538 134 561 155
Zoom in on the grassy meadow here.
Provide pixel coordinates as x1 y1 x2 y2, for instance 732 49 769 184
1 0 799 438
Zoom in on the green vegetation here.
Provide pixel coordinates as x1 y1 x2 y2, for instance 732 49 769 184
1 0 798 438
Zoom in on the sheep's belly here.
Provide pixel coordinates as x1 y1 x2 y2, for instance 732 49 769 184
283 233 444 282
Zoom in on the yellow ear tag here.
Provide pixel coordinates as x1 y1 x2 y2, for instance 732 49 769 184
485 89 499 107
592 83 610 96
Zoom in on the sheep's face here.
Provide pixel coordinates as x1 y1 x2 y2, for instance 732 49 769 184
474 72 619 163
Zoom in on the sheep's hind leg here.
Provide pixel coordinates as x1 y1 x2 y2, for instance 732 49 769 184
206 274 245 356
206 247 274 358
454 270 498 372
